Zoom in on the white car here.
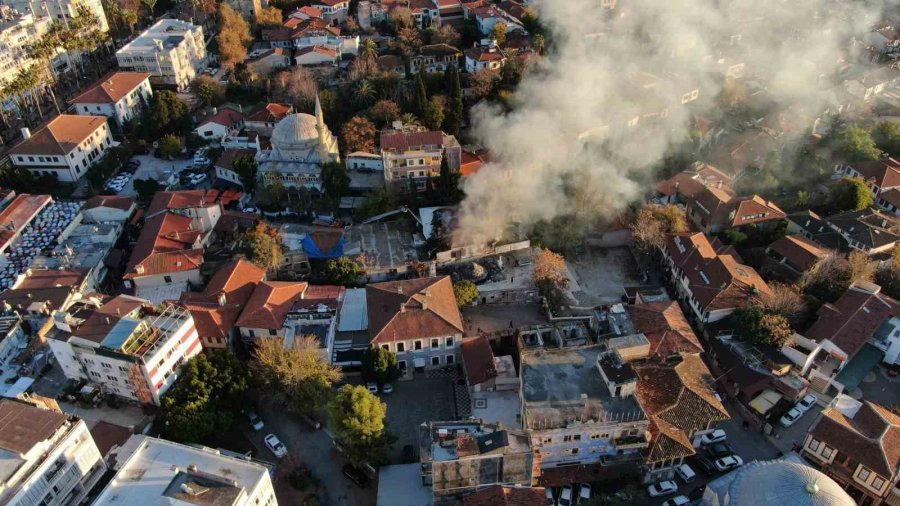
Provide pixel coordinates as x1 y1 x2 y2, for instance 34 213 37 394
546 487 556 506
780 407 804 427
264 434 287 458
700 429 727 445
714 455 744 472
366 382 378 394
662 496 690 506
676 463 696 483
247 411 264 431
559 485 573 506
578 483 591 503
382 383 393 394
796 394 817 413
647 480 678 498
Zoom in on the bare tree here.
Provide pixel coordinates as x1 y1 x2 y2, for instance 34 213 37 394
274 67 319 109
752 282 806 323
630 203 688 250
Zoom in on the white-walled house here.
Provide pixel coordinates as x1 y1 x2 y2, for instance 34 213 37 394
310 0 349 25
46 299 201 406
70 72 153 128
116 19 207 91
194 107 245 143
123 212 204 302
9 115 114 183
465 43 505 73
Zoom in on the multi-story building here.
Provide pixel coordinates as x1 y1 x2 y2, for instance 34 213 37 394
146 190 224 241
116 19 206 91
464 42 505 73
0 8 52 85
419 420 535 503
45 298 202 405
801 395 900 505
408 43 461 74
7 0 108 33
123 212 204 302
8 115 114 182
380 129 461 192
310 0 349 25
0 268 89 320
95 435 277 506
69 72 152 128
0 398 106 506
521 345 650 471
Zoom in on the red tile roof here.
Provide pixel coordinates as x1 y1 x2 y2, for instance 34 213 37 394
626 301 703 358
203 259 266 304
465 46 505 62
728 195 786 227
810 401 900 478
245 103 293 123
291 5 322 17
125 213 204 278
461 335 497 385
69 72 151 104
462 485 547 506
767 234 829 272
0 194 52 251
16 268 86 289
312 0 347 6
846 157 900 190
214 149 257 171
380 130 445 152
70 295 146 344
181 302 242 340
83 195 135 212
460 150 490 177
147 190 217 217
236 281 308 329
805 284 900 359
296 45 338 58
9 115 108 156
366 276 464 344
199 107 244 128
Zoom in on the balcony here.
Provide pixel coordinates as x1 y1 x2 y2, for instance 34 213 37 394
614 434 649 450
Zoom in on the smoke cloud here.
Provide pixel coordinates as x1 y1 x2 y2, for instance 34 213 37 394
455 0 885 244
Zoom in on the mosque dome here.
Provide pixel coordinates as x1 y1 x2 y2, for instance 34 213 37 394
714 460 855 506
271 113 320 150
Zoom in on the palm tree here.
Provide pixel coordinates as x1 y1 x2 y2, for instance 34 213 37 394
400 112 420 127
359 39 378 62
354 79 376 106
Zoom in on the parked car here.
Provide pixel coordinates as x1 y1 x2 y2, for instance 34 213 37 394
648 480 678 498
796 394 817 413
264 434 287 458
382 383 393 394
366 382 378 394
692 454 717 475
780 407 803 427
546 487 556 506
676 463 696 483
700 429 727 445
662 495 690 506
577 483 591 503
342 464 371 487
559 485 573 506
705 442 734 459
714 455 744 472
246 411 264 431
688 485 707 501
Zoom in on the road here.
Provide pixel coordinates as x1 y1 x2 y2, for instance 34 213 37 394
255 395 377 506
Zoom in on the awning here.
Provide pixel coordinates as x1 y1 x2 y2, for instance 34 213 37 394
749 389 783 414
413 357 426 368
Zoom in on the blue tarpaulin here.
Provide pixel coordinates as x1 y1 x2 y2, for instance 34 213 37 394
302 231 345 259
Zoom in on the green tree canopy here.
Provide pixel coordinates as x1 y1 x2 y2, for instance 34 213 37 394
322 162 350 199
873 121 900 157
732 306 793 348
827 125 881 162
133 178 162 201
190 75 226 107
829 177 874 213
327 385 391 465
360 346 401 384
453 280 479 307
243 223 284 270
232 154 258 192
144 91 190 139
159 351 252 443
326 257 364 286
157 134 182 157
254 335 342 414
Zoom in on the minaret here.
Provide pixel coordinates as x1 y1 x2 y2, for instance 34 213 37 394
314 94 339 163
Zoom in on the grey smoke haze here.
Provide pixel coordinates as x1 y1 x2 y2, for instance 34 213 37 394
455 0 884 244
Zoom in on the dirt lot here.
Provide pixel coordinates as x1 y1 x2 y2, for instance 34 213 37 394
566 247 643 306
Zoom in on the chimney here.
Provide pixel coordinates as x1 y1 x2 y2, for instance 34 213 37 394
399 303 406 313
212 106 218 115
187 464 198 472
20 127 31 139
218 293 227 306
397 285 403 294
105 317 110 325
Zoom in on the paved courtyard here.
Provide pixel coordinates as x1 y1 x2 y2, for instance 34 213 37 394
567 247 644 306
117 154 192 196
461 302 547 335
383 377 456 464
860 364 900 408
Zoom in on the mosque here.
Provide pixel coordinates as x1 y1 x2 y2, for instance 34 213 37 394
256 95 340 191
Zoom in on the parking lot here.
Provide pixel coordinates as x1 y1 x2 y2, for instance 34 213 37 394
382 377 456 464
116 154 192 196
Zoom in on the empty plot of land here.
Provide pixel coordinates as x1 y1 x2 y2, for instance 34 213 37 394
383 378 455 463
344 221 420 272
567 247 641 306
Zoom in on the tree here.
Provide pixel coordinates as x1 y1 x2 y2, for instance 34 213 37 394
255 6 282 27
436 155 461 203
145 91 190 138
415 68 428 116
254 336 342 414
849 250 875 284
800 252 853 303
217 3 253 67
533 248 568 294
453 280 479 306
732 306 793 348
157 134 182 157
159 351 252 443
327 385 391 465
533 33 545 55
443 66 462 136
243 223 284 270
326 257 364 285
353 79 377 107
358 39 378 62
369 99 400 128
424 95 446 130
751 282 806 324
389 7 413 31
360 347 401 384
830 177 874 213
322 161 350 198
471 69 499 99
274 67 319 109
873 121 900 156
490 22 507 47
827 125 881 162
133 178 161 200
718 80 748 110
190 75 226 106
429 24 460 46
397 27 423 56
875 262 900 299
141 0 157 16
233 154 258 191
630 204 689 250
341 116 377 153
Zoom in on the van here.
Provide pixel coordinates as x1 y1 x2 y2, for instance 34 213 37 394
676 463 696 483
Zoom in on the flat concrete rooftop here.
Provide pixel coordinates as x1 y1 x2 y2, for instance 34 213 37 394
521 345 644 430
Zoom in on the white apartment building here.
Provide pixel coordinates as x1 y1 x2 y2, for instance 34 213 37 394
0 399 106 506
46 299 202 406
70 72 152 128
8 115 114 182
116 19 206 92
6 0 109 33
379 129 461 192
95 435 277 506
0 8 52 86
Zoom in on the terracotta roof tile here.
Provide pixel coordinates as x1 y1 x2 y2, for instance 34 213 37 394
9 115 108 156
810 401 900 478
147 190 217 217
366 276 463 343
83 195 136 212
69 72 151 104
199 107 244 128
767 234 829 272
0 194 52 250
125 213 204 278
461 336 497 385
846 157 900 189
202 259 266 304
246 103 292 123
381 131 445 152
805 284 900 359
236 281 308 329
181 302 242 339
626 301 703 358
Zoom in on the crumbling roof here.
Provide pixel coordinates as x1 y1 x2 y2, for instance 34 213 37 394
366 276 463 343
626 301 703 358
461 336 497 385
810 401 900 479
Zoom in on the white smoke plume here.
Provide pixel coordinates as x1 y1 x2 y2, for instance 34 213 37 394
455 0 886 244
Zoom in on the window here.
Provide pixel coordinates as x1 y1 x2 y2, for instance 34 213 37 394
858 467 870 481
414 340 423 350
269 329 277 336
446 355 454 365
396 342 405 353
90 371 101 378
398 360 407 370
248 330 256 338
431 338 439 349
807 438 820 451
573 434 582 441
164 275 173 283
821 446 833 459
543 437 552 443
101 362 112 369
568 448 579 455
381 344 390 351
431 356 440 366
872 477 885 490
563 435 573 442
590 434 601 440
445 337 454 348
